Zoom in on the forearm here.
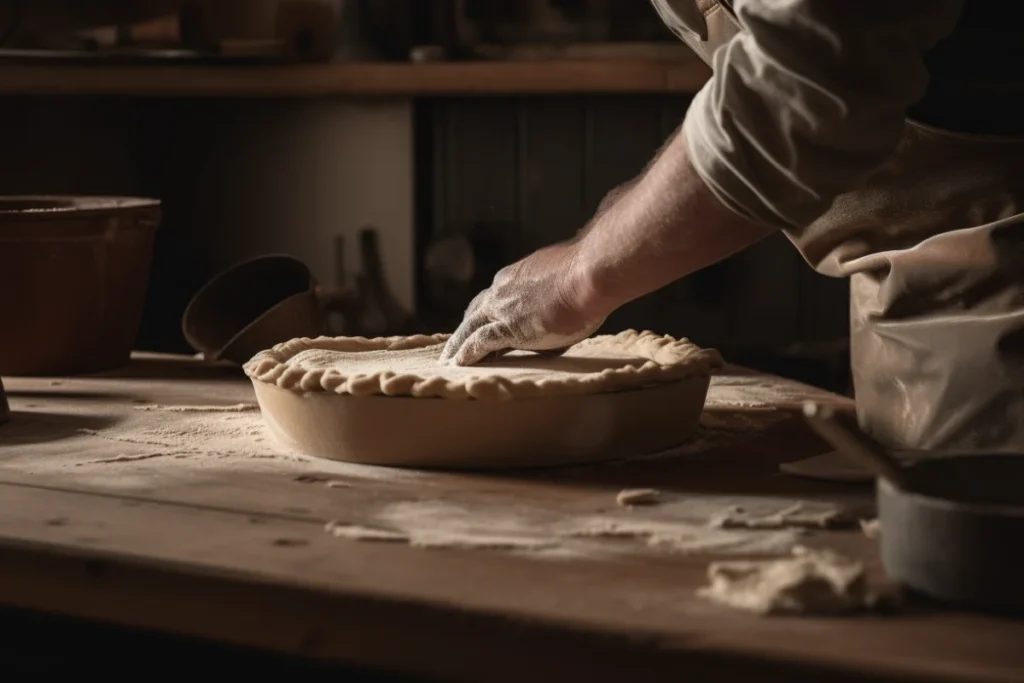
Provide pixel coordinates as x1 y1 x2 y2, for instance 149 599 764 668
571 129 772 314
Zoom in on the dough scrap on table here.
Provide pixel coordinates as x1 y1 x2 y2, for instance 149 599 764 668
697 546 869 616
860 518 881 539
709 502 852 530
324 521 409 543
616 488 662 507
133 403 259 413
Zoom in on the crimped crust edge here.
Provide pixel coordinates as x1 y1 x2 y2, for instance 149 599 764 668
242 329 723 400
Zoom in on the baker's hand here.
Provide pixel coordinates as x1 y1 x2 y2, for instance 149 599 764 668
439 242 608 366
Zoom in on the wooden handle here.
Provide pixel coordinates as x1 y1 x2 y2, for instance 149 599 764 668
802 401 908 489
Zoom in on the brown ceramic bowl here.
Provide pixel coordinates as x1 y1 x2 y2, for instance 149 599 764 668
0 196 160 376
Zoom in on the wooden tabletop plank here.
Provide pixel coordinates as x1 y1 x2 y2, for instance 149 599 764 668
0 477 1021 683
0 354 1020 682
0 60 711 97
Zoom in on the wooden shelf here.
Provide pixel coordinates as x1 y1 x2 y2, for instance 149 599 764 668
0 59 710 97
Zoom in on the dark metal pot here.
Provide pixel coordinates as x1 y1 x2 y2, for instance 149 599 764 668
878 453 1024 614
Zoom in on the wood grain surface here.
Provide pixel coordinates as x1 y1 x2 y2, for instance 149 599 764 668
0 354 1019 683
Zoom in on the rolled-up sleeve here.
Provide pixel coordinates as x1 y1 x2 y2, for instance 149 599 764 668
683 0 964 229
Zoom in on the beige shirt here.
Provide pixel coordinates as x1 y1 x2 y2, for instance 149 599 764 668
656 1 1024 454
664 0 965 229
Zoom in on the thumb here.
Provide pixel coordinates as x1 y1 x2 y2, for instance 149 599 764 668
451 322 512 366
440 314 486 364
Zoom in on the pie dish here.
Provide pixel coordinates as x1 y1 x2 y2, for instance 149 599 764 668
244 329 722 469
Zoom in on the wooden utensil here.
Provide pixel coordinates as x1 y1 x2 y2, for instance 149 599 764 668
801 401 908 489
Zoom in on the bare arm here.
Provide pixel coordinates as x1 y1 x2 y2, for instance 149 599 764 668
573 0 966 311
570 129 772 315
440 0 967 366
440 133 773 365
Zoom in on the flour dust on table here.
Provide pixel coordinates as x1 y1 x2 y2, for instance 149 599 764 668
317 497 859 561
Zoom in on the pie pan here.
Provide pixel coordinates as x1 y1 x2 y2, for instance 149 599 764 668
244 330 720 470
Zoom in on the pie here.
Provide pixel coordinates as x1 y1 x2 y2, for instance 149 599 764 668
243 330 722 469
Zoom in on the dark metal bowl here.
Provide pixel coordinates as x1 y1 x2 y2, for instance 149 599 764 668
878 453 1024 614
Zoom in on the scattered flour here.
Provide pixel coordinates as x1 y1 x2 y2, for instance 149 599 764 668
560 516 801 555
704 375 815 410
376 501 560 551
319 499 814 559
77 412 271 459
80 452 175 465
133 403 259 413
412 535 557 551
56 410 420 483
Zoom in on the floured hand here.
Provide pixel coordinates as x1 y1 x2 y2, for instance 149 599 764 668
439 242 608 366
443 127 775 366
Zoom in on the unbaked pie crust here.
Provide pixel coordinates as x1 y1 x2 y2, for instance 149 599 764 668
244 329 722 400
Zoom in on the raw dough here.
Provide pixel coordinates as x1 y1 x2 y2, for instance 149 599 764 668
697 546 868 615
616 488 661 507
324 521 409 543
562 518 801 555
860 518 881 539
324 506 557 551
244 329 722 400
709 502 851 530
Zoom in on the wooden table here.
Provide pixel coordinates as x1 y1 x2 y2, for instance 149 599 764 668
0 354 1021 682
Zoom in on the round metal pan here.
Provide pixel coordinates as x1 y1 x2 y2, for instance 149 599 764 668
800 403 1024 615
878 453 1024 615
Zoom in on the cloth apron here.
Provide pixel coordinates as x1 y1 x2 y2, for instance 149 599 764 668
652 0 1024 453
